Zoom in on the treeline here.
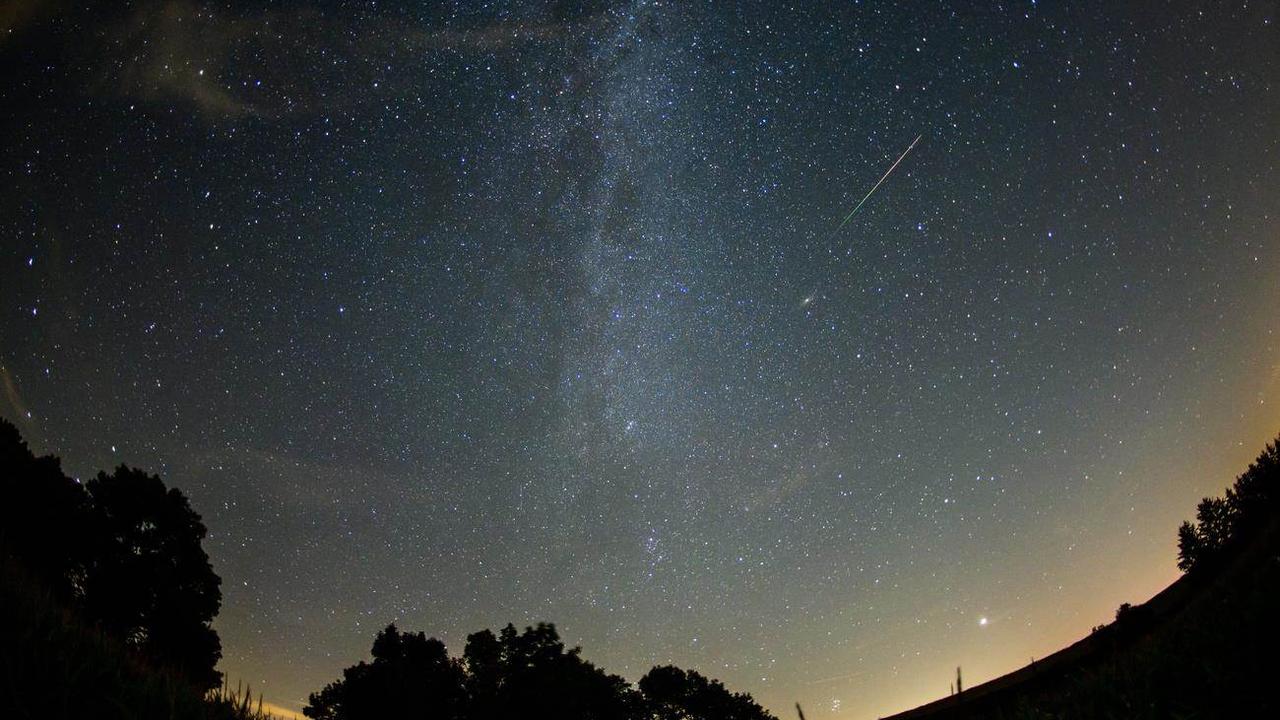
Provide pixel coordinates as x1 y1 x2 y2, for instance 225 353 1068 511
0 419 223 691
306 622 777 720
1176 435 1280 573
2 417 777 720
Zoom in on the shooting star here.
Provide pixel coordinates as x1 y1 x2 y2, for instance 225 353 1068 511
833 133 923 233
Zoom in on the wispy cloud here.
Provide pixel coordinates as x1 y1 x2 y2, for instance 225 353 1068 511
0 365 32 423
110 1 271 120
96 1 595 122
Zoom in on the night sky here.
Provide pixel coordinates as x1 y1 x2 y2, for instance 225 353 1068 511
2 1 1279 718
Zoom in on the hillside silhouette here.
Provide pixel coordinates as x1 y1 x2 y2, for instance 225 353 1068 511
882 435 1280 719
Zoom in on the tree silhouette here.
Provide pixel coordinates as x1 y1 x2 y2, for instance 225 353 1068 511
1176 497 1232 571
307 622 774 720
462 629 503 720
82 465 223 690
0 420 92 600
482 622 642 720
1225 437 1280 532
0 420 223 691
308 624 467 720
1177 435 1280 572
1175 520 1204 572
640 665 777 720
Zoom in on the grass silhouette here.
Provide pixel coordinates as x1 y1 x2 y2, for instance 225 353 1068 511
0 557 273 720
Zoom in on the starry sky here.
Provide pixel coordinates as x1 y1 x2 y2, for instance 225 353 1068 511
2 1 1279 718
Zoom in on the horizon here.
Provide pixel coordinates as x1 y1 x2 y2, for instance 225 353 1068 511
1 2 1278 718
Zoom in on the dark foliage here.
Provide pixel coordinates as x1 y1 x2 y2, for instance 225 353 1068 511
1 555 271 720
306 622 776 720
307 624 468 720
640 664 776 720
0 420 92 600
0 419 223 691
1176 436 1280 572
81 465 224 689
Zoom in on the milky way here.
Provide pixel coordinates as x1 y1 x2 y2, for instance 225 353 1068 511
1 2 1278 717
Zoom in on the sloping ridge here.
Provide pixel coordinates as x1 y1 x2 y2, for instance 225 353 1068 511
879 515 1280 719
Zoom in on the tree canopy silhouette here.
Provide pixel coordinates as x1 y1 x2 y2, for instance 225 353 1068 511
0 419 92 599
306 622 776 720
306 624 467 720
1177 435 1280 572
0 419 223 690
640 664 777 720
82 465 224 688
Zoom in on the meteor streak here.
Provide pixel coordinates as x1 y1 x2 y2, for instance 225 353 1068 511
833 133 923 232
